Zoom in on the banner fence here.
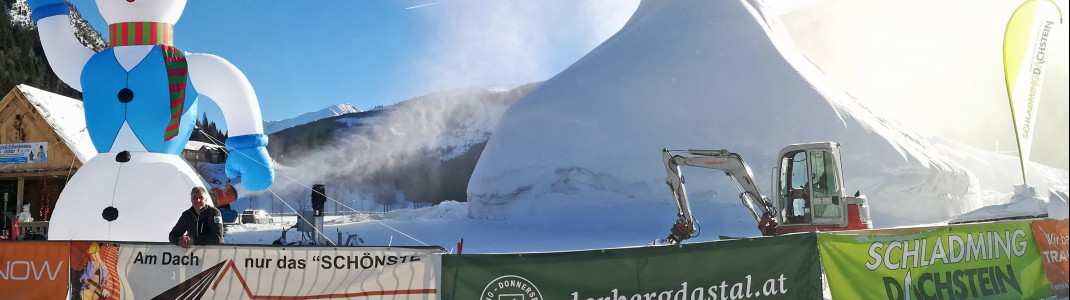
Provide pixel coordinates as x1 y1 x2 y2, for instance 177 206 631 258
3 220 1067 299
2 242 444 300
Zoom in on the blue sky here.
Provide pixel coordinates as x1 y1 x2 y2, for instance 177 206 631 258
66 0 638 130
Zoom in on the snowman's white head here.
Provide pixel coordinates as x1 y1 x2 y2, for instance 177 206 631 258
96 0 187 25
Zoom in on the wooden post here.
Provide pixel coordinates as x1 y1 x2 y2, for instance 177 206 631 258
16 176 24 210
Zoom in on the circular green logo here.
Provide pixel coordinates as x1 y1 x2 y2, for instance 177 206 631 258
481 275 544 300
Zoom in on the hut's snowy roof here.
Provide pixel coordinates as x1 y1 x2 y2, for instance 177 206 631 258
15 84 96 163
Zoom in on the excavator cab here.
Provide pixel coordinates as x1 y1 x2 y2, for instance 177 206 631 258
774 142 871 235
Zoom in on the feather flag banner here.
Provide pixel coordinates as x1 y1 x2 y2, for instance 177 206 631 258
1003 0 1063 183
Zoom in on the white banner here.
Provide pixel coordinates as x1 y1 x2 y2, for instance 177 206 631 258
116 244 444 299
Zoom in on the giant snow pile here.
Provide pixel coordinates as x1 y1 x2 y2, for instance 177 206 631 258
466 0 1069 234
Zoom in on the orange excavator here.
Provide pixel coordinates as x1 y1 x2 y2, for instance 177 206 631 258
662 142 872 243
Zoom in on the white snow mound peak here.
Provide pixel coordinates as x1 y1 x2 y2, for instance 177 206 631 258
465 0 1068 229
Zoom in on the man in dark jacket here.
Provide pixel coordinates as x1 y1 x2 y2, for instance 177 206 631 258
169 187 223 248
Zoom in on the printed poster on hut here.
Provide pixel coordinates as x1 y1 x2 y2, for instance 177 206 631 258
0 142 48 164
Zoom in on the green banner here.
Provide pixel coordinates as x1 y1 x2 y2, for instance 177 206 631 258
819 221 1052 300
443 233 821 300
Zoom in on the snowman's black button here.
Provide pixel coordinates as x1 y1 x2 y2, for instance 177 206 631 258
118 88 134 103
102 206 118 222
116 151 130 162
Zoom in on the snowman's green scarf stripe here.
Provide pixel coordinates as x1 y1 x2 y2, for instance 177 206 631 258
108 22 187 141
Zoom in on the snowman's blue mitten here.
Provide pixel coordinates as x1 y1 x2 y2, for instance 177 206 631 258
225 134 275 191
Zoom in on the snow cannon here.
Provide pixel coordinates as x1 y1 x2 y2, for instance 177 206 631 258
297 184 329 245
312 184 327 217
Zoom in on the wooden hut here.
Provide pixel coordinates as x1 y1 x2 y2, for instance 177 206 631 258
0 85 95 237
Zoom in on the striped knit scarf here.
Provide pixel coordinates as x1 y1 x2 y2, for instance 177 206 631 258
109 22 187 141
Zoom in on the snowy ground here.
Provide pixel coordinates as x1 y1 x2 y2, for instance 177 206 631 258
225 187 1066 255
225 197 757 254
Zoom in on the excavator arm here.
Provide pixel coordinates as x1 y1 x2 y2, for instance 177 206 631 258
662 149 779 243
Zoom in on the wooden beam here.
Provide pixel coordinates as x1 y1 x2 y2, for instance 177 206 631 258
0 169 77 178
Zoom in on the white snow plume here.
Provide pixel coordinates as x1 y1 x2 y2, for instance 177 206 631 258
265 85 535 211
409 0 638 96
771 0 1070 170
465 0 1069 232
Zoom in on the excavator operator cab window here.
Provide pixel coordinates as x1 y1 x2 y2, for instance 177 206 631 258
810 151 839 197
809 150 843 223
779 150 811 224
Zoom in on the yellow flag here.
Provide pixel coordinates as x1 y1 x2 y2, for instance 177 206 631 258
1003 0 1063 183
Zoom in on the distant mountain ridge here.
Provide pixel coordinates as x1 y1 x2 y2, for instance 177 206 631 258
263 103 361 135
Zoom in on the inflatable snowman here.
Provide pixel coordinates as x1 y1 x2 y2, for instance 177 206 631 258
29 0 273 242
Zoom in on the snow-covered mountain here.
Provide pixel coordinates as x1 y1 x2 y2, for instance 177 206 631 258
262 103 361 135
5 0 34 28
7 0 106 51
466 0 1069 230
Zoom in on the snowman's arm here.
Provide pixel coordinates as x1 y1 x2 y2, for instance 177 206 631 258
186 53 264 136
32 3 94 91
187 53 274 190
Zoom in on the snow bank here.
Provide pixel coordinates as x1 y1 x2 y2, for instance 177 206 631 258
948 185 1047 224
1048 190 1069 220
392 201 469 221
